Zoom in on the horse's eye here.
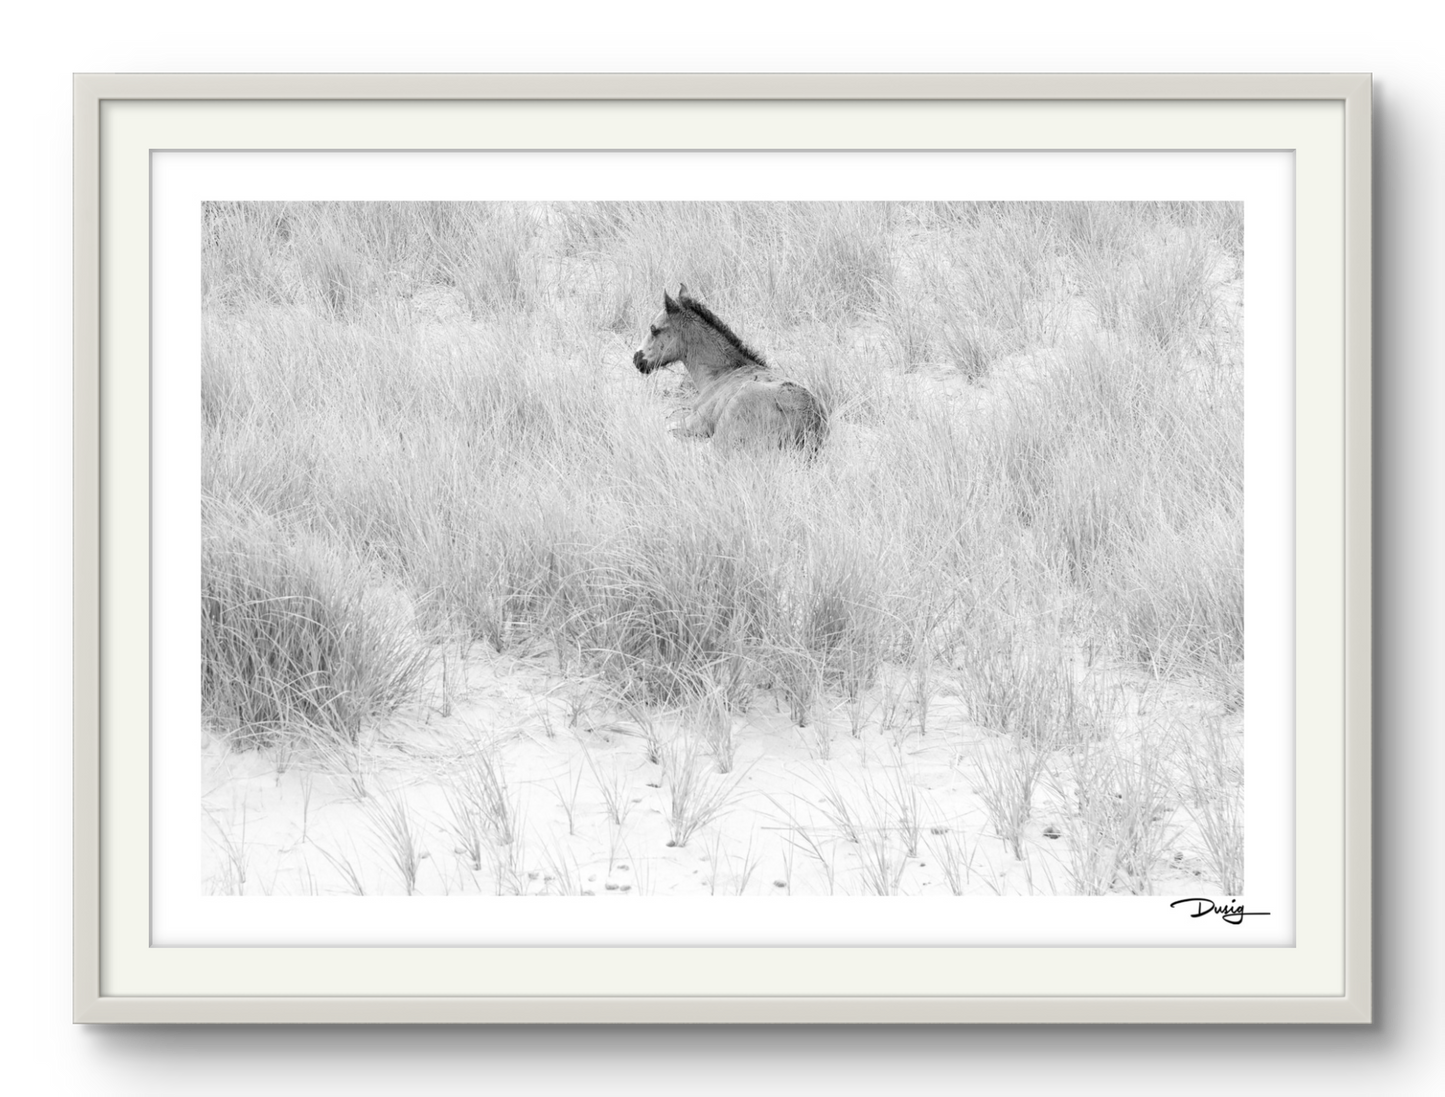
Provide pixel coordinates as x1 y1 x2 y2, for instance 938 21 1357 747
650 326 661 337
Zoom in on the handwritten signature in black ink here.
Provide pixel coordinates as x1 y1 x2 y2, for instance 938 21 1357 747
1169 898 1272 926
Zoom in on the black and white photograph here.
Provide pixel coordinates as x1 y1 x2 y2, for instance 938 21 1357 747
199 198 1247 905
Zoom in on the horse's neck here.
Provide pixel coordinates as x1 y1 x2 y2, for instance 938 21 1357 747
682 334 764 391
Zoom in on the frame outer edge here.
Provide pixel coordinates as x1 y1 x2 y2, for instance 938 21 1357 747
73 70 1369 101
1341 72 1373 1024
73 75 105 1023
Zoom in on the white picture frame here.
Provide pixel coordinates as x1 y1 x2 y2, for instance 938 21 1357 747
74 73 1372 1023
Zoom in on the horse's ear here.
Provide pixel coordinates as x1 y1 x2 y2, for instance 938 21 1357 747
663 291 680 314
677 281 690 299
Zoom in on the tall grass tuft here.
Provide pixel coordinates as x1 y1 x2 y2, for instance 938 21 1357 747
201 505 429 747
661 736 749 848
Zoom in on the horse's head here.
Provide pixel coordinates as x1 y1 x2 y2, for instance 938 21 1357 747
633 287 689 374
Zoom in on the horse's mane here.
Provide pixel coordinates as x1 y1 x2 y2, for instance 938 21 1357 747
679 293 768 368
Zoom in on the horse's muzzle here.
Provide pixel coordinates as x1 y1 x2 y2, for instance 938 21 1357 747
632 350 655 374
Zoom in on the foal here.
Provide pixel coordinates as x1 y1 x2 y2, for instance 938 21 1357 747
633 285 827 455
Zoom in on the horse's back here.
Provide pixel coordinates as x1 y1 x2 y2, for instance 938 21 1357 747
714 375 827 455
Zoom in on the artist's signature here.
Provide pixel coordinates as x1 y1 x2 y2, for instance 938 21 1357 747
1169 898 1272 926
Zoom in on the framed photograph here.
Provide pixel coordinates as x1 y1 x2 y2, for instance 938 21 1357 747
74 73 1372 1023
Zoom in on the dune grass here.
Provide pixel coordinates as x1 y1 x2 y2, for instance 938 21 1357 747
202 199 1244 895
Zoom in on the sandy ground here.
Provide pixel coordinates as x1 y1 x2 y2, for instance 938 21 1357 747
203 639 1231 897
